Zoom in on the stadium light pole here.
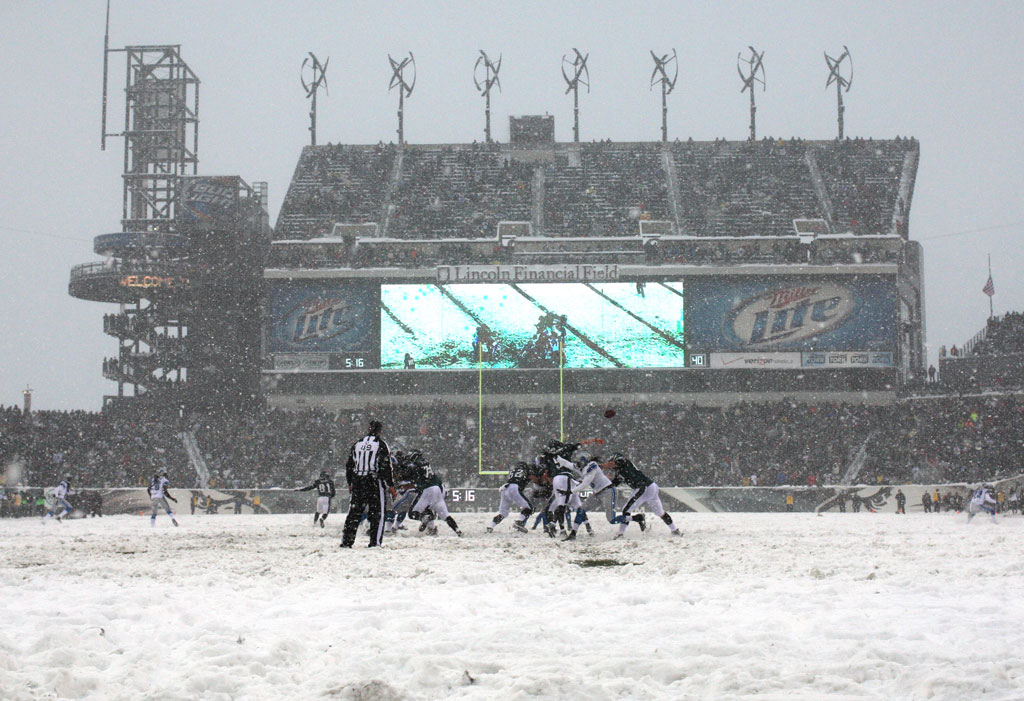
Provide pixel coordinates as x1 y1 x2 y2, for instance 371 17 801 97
650 49 678 142
388 53 416 145
737 46 765 141
474 51 502 143
301 53 329 146
825 46 853 139
562 49 590 143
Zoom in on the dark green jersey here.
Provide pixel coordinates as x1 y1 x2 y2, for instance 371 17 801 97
410 462 444 491
609 456 652 490
505 462 531 490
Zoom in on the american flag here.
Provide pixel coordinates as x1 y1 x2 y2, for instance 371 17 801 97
982 275 995 297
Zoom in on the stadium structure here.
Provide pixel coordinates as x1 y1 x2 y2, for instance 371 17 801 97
265 123 923 410
68 44 925 418
68 45 270 410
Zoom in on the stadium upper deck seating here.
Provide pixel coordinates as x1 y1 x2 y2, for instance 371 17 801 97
389 144 533 239
816 138 909 235
543 143 671 236
671 139 821 236
274 138 917 243
276 143 396 239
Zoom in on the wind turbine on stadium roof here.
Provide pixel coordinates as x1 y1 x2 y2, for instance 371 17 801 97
650 49 678 143
825 46 853 139
562 49 590 143
388 53 416 145
737 46 765 141
474 51 502 144
301 53 329 146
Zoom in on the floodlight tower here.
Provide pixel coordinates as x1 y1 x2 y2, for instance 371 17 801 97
650 49 678 142
737 46 765 141
561 49 590 143
301 53 329 146
825 46 853 139
474 51 502 143
388 52 416 144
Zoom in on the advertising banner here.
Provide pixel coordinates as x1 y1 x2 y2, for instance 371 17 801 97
710 352 802 369
178 176 240 224
267 282 379 369
801 351 895 368
4 484 964 517
686 275 896 352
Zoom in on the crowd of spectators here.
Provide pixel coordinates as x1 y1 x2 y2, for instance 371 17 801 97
543 142 670 236
966 312 1024 356
816 137 915 235
672 138 820 237
0 403 186 490
272 138 912 243
4 392 1022 495
389 144 533 239
865 393 1024 484
275 143 396 240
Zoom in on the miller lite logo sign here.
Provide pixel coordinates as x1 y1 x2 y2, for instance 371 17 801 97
723 283 858 349
287 297 357 343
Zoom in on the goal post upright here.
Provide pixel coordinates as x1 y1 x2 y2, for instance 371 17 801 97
560 345 565 442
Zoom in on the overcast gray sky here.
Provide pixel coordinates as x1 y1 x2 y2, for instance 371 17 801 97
1 0 1021 410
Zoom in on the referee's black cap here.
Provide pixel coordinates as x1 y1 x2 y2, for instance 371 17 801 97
368 419 383 435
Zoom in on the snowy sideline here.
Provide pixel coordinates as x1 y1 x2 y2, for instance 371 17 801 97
1 512 1021 700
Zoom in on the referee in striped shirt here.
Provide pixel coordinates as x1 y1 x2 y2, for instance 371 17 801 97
341 419 397 548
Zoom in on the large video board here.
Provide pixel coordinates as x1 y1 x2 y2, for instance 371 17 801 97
380 282 685 369
266 274 897 373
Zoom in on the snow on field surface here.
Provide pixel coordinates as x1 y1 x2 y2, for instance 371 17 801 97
1 512 1022 700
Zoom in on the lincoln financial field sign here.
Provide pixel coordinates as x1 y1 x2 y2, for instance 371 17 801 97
436 264 620 283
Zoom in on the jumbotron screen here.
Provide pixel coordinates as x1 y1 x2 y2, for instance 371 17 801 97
264 274 897 373
380 282 686 369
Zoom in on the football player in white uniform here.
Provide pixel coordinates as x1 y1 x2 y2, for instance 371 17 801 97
148 471 179 527
487 461 534 533
967 484 998 523
44 477 75 522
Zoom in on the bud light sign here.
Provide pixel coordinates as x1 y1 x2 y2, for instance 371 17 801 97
686 276 896 352
178 176 239 223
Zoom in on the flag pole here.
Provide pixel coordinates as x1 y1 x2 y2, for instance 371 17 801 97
559 343 565 442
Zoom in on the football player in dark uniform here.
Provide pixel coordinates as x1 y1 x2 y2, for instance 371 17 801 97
539 440 594 541
383 451 419 534
296 470 336 528
601 454 680 539
406 450 463 537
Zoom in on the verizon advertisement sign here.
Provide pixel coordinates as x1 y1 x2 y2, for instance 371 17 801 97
710 353 802 369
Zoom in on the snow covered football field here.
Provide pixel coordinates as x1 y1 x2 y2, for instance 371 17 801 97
1 512 1022 700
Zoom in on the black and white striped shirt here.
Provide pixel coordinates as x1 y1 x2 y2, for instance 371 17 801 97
346 434 393 486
